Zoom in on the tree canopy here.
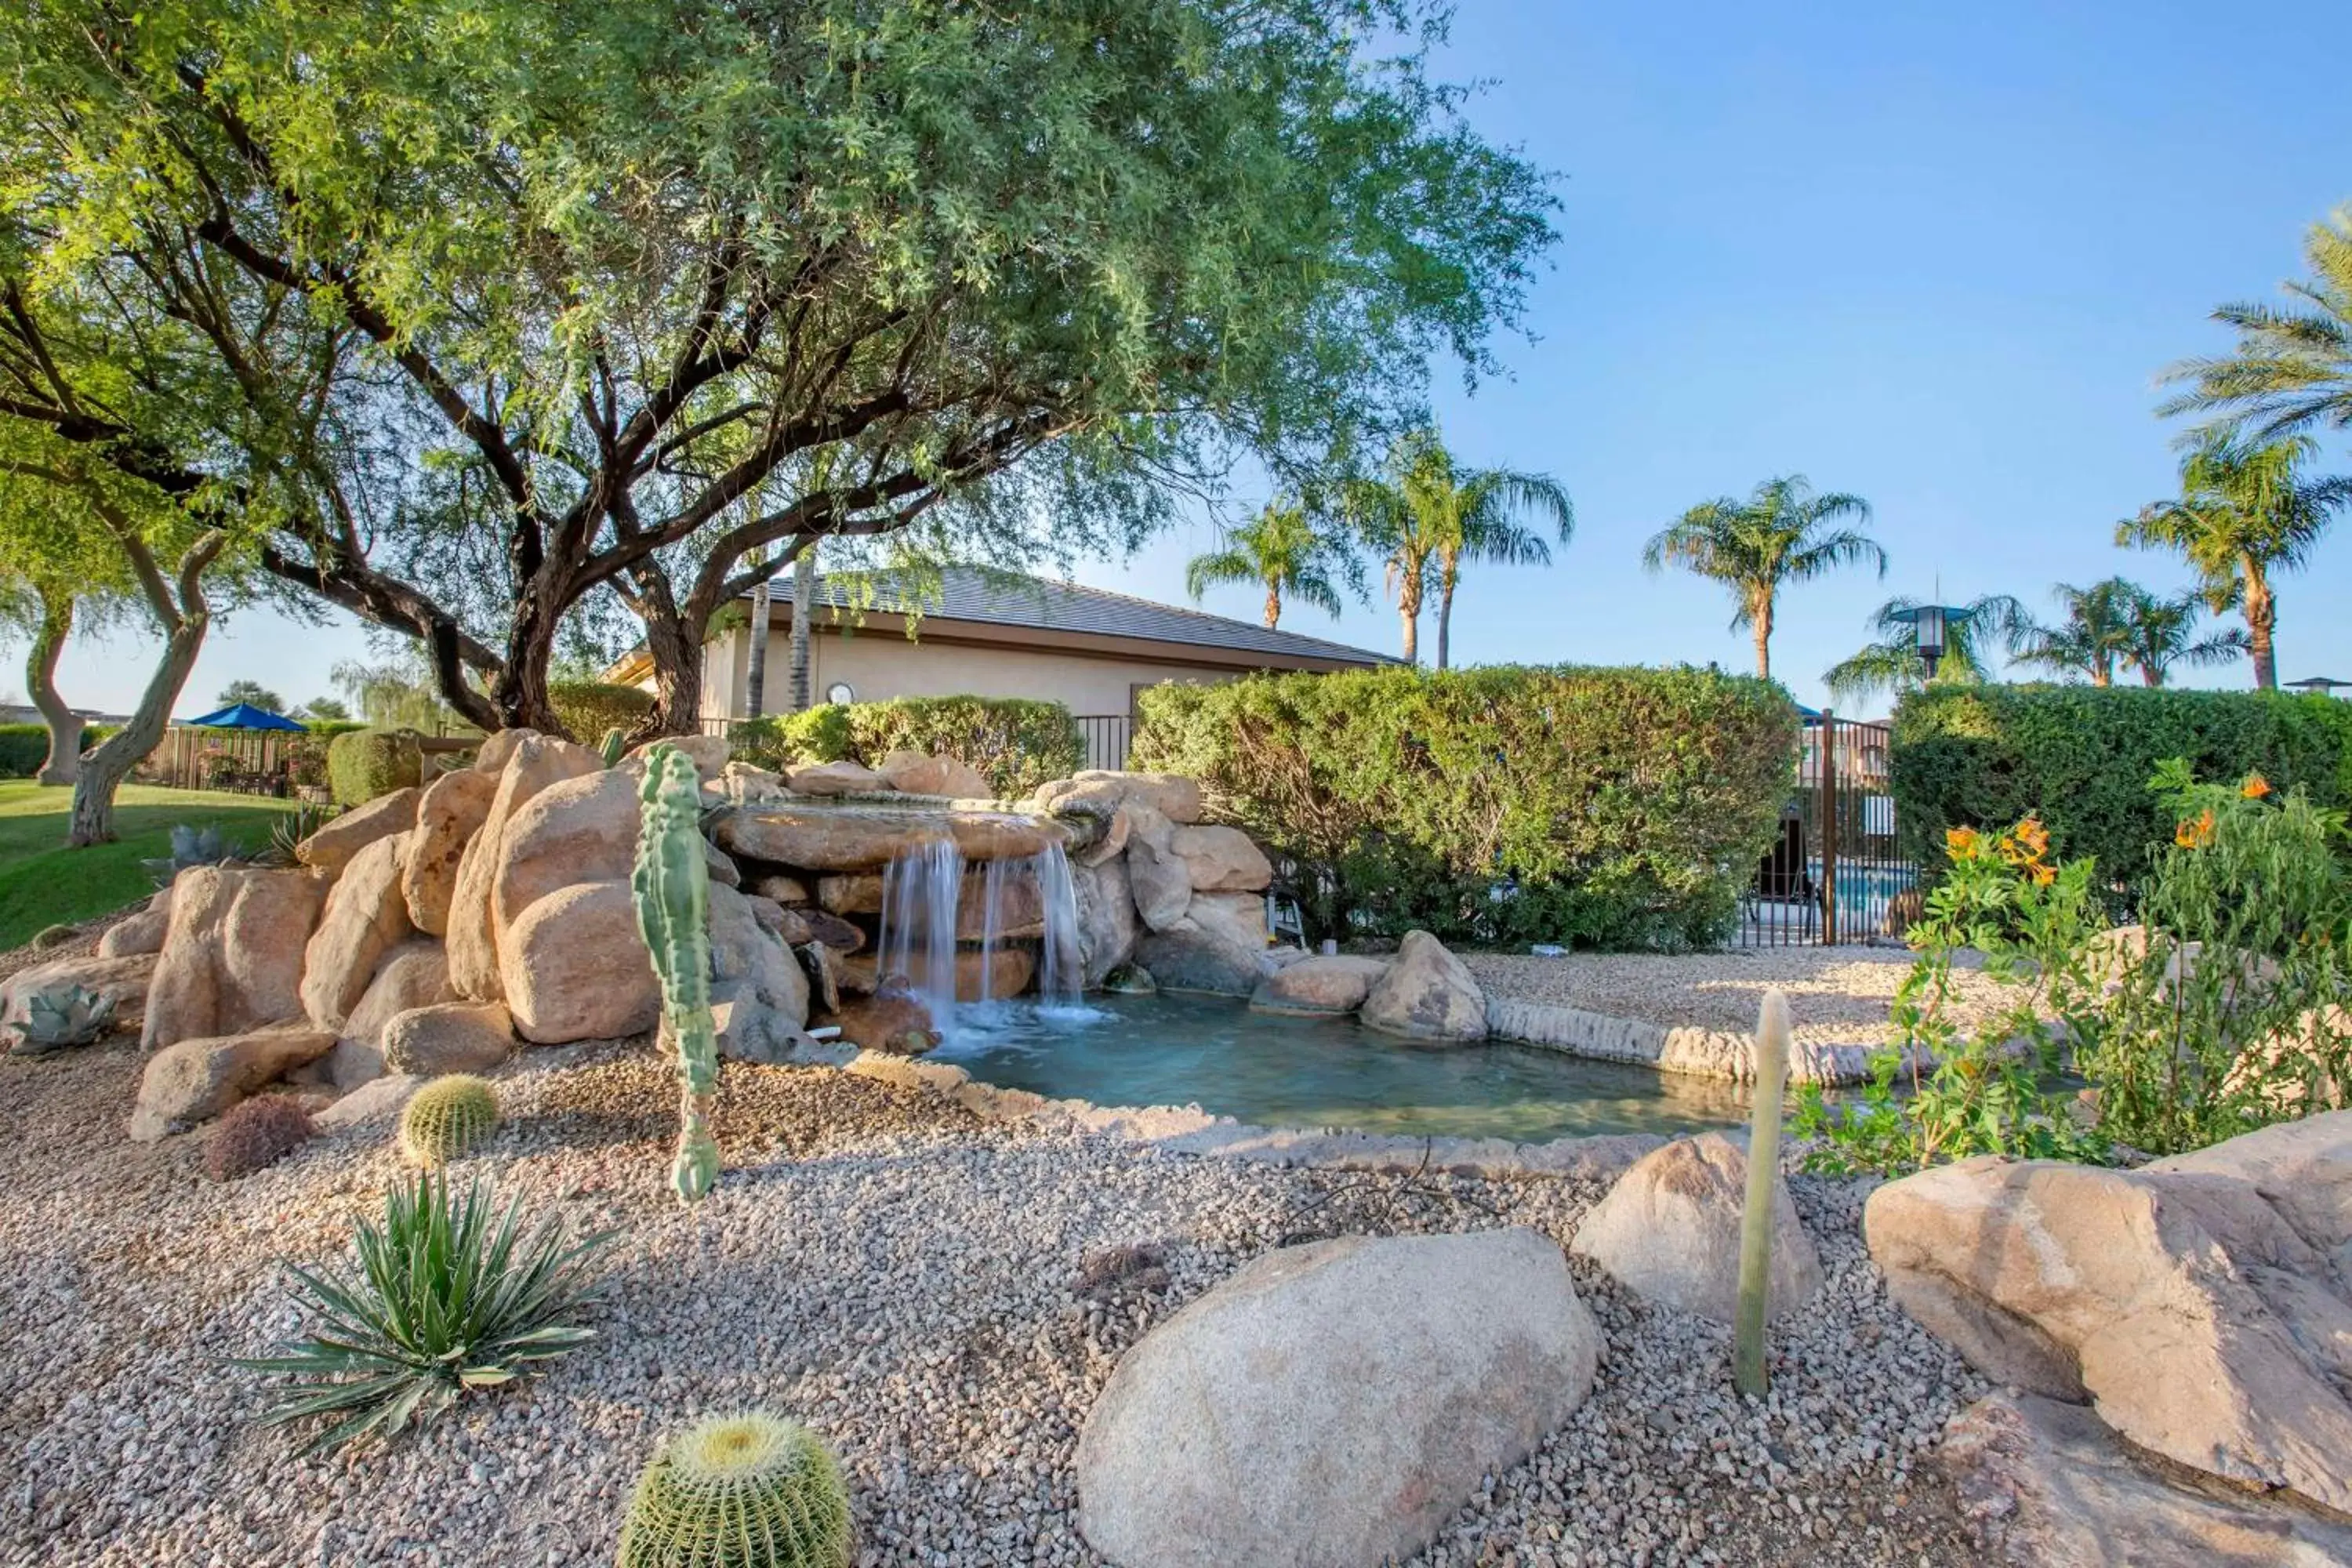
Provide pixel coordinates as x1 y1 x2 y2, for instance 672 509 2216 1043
1642 475 1882 679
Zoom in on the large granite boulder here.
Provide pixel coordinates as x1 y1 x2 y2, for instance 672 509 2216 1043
332 939 453 1089
2 952 158 1046
817 978 939 1054
1177 891 1269 956
1073 856 1139 989
706 882 811 1063
498 879 659 1044
129 1023 335 1140
1076 1228 1601 1568
401 768 496 935
142 866 332 1051
294 787 420 877
97 888 174 958
381 1001 514 1076
299 832 416 1033
625 732 730 777
1250 955 1390 1017
709 803 1063 872
1359 930 1487 1042
1571 1131 1822 1323
879 750 991 798
446 735 602 1000
490 768 639 938
1035 770 1201 825
1865 1112 2352 1515
1122 805 1193 932
786 758 886 796
1133 927 1261 998
1169 825 1271 893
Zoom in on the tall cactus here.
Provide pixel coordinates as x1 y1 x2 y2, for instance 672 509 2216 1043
633 742 720 1203
1733 987 1792 1399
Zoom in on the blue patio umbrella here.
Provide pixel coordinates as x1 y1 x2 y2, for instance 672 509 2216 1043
184 702 308 731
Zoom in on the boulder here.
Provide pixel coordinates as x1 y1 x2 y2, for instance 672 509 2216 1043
707 882 811 1064
1123 806 1193 932
1134 927 1261 998
1073 856 1139 989
499 880 660 1044
313 1073 421 1136
626 732 731 777
744 895 811 946
817 978 939 1054
878 750 991 798
492 769 641 933
958 943 1036 1002
98 890 174 959
299 832 416 1033
1250 954 1390 1016
802 909 865 952
2 952 159 1045
1864 1116 2352 1515
814 873 882 914
710 803 1065 872
703 838 740 889
129 1023 336 1140
333 939 453 1090
445 735 602 1000
470 727 535 774
747 872 809 905
1168 824 1272 893
1076 1228 1600 1568
294 787 421 877
401 768 497 935
1570 1131 1822 1323
717 760 788 805
1178 890 1268 956
1035 770 1201 825
1359 930 1487 1042
799 942 844 1014
1072 801 1132 869
381 1001 514 1076
142 866 332 1051
786 758 887 796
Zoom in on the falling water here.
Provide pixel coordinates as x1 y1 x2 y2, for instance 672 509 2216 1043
875 833 964 1029
1031 841 1083 1006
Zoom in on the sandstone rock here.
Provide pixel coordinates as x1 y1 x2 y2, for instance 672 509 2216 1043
787 758 887 796
1073 801 1132 869
1360 930 1487 1042
707 882 811 1063
1 952 158 1047
879 750 992 798
1250 954 1390 1016
295 787 420 877
1178 890 1269 956
1035 770 1201 825
710 803 1065 872
1076 1228 1600 1568
332 939 454 1091
445 735 602 1000
959 943 1036 1002
802 909 865 952
799 942 844 1014
626 732 730 776
1134 927 1261 997
381 1001 514 1076
470 728 535 774
1123 807 1193 932
1571 1131 1822 1323
313 1073 421 1135
743 896 810 946
717 760 788 804
401 768 496 935
1073 856 1139 989
1168 824 1272 893
129 1023 336 1140
97 890 173 959
492 769 640 935
815 873 882 913
747 872 809 904
1865 1120 2352 1515
500 880 659 1044
817 978 939 1054
299 833 416 1033
143 866 332 1051
702 838 739 889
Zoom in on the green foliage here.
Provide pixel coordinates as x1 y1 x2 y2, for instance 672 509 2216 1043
214 680 287 714
1890 684 2352 903
2159 204 2352 445
1642 475 1883 677
732 697 1083 799
397 1075 500 1167
140 822 245 884
1794 817 2112 1175
633 744 720 1204
599 728 629 768
548 681 655 746
619 1411 854 1568
1132 665 1798 951
235 1171 612 1454
10 982 118 1053
0 723 100 779
1823 593 2031 707
1185 499 1348 630
327 729 423 808
204 1096 315 1181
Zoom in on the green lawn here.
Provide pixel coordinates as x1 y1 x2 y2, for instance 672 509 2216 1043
0 781 303 952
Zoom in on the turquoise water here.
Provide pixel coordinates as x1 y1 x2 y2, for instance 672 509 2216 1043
930 993 1750 1143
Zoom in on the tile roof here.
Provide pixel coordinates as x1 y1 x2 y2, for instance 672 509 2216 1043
757 566 1396 666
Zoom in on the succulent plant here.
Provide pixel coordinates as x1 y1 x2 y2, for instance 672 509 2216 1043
633 742 720 1203
13 983 119 1054
601 726 630 768
397 1075 500 1167
618 1411 853 1568
1733 988 1792 1399
205 1096 317 1181
141 822 245 885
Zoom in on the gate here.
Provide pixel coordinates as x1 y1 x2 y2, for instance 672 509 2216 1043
1739 712 1919 947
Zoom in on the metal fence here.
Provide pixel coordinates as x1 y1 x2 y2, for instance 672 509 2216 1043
1737 712 1920 948
1074 714 1131 772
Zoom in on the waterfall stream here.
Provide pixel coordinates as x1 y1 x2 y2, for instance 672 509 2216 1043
874 833 964 1029
875 825 1088 1033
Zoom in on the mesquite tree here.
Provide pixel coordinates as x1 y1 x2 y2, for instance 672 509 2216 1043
2 0 1555 735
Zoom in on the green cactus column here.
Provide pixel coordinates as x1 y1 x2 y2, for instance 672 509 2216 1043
1733 986 1792 1399
633 743 720 1203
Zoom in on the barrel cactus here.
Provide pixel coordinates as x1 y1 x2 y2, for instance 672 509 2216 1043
618 1411 852 1568
13 983 118 1054
397 1075 500 1167
633 742 720 1204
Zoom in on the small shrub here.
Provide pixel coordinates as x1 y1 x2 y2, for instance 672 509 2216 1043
327 729 423 806
138 822 248 887
205 1097 316 1181
618 1411 854 1568
731 695 1081 797
398 1075 500 1167
235 1171 612 1452
549 680 655 744
0 722 99 779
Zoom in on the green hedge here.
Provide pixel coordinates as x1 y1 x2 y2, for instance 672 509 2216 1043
1890 684 2352 901
1132 665 1800 951
548 680 655 744
327 728 423 806
0 723 103 779
731 695 1086 798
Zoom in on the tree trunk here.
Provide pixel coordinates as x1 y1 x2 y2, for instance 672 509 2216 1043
1751 595 1773 679
789 544 817 710
1262 583 1281 630
27 586 80 787
492 575 565 734
70 532 227 848
630 567 706 740
1435 568 1458 671
2091 663 2112 688
2141 665 2163 688
2244 561 2277 690
744 571 772 719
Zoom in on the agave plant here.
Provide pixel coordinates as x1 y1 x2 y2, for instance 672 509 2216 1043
12 984 118 1054
235 1172 615 1453
140 822 245 885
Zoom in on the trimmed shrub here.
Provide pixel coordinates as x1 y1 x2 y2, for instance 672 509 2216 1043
326 728 423 806
0 722 99 779
549 680 655 744
1132 665 1800 951
205 1096 317 1181
731 695 1083 798
1889 685 2352 902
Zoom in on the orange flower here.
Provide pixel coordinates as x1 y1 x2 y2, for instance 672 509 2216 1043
2242 774 2273 800
1946 826 1982 860
2030 862 2056 886
2175 807 2216 849
2014 818 2049 858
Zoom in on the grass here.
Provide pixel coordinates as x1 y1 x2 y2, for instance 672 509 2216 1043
0 779 302 951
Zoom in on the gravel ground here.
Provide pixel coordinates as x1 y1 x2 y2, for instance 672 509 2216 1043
1 1036 1987 1567
1464 946 2008 1047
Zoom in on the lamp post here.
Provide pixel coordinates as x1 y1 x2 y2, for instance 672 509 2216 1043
1889 602 1971 681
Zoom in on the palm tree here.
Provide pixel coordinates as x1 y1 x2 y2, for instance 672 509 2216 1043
1823 593 2029 706
1184 500 1346 630
1642 475 1884 679
2160 207 2352 442
2013 579 2143 687
2114 587 2245 688
2118 434 2352 689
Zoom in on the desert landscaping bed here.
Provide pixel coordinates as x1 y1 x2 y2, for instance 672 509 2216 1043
1 1037 1990 1568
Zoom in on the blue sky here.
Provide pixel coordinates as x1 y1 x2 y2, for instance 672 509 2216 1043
38 0 2352 720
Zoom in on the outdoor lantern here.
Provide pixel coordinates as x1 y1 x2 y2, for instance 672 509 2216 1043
1889 601 1969 681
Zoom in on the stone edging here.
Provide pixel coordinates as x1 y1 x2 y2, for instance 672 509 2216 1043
1483 996 1888 1087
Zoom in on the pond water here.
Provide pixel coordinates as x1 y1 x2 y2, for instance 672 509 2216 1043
930 993 1751 1143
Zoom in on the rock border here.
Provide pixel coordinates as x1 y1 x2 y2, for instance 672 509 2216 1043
1485 994 1889 1087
